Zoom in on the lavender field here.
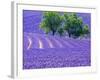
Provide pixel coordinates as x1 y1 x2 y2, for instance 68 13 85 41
23 10 91 69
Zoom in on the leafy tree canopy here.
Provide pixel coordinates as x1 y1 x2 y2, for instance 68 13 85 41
40 12 90 38
63 13 83 38
40 11 62 35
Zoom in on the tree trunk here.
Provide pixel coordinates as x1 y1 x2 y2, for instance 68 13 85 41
68 33 71 37
52 31 55 35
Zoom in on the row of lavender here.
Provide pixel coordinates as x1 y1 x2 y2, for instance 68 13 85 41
24 32 90 50
23 32 90 69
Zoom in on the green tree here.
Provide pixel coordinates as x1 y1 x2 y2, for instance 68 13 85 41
40 11 62 35
63 13 83 38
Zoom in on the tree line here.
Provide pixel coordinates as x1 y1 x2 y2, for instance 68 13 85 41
40 11 90 38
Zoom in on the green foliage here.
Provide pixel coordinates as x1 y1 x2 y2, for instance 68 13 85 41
63 13 83 38
40 11 62 35
63 13 69 31
40 21 50 34
57 27 64 36
83 24 89 34
40 11 90 38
